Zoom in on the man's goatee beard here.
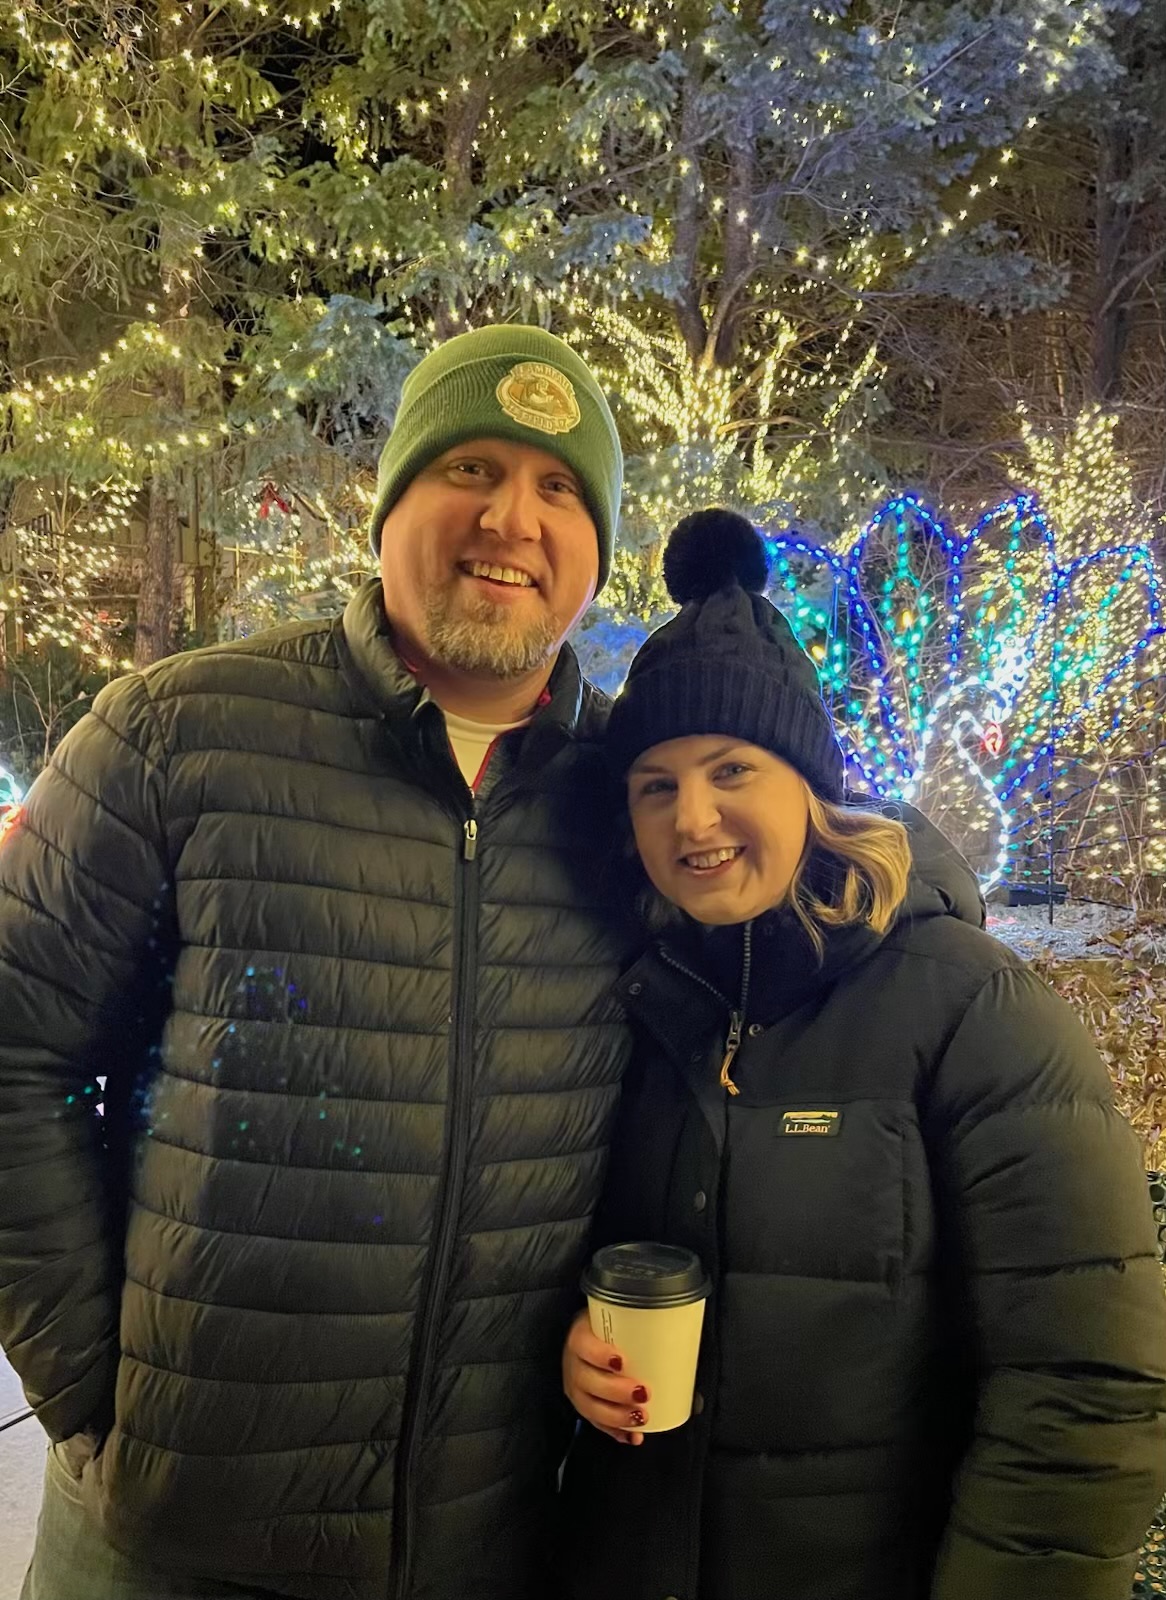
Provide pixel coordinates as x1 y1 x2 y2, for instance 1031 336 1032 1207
424 594 561 679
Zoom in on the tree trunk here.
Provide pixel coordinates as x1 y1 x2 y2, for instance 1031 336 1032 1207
134 473 179 665
0 482 14 675
713 112 757 369
1091 122 1137 402
672 60 708 361
434 37 491 340
1092 10 1166 403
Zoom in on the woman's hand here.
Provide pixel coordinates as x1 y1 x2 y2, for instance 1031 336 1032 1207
563 1308 650 1445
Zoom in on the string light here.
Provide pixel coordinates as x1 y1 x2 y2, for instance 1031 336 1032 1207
224 520 370 637
1 479 139 668
562 298 885 551
3 0 1145 902
766 489 1163 895
0 763 23 823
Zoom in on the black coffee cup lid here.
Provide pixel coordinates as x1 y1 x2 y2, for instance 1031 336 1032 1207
582 1242 711 1309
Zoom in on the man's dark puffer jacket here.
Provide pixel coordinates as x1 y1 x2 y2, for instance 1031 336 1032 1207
0 579 634 1600
558 810 1166 1600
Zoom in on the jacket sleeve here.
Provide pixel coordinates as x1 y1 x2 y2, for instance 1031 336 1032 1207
927 962 1166 1600
0 671 171 1442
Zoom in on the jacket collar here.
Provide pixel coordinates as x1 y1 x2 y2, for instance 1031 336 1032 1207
616 905 878 1052
614 910 882 1156
336 577 593 762
615 944 725 1058
337 579 426 726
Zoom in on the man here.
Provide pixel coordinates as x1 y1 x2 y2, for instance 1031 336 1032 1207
0 325 635 1600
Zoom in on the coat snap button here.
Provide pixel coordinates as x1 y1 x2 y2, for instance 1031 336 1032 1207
692 1392 705 1415
628 982 643 996
748 1022 763 1037
693 1190 707 1213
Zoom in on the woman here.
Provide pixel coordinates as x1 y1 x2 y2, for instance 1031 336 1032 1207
559 509 1166 1600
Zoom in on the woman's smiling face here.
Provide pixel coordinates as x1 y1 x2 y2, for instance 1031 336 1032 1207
627 735 811 926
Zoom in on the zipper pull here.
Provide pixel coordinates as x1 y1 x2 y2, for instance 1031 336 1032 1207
463 819 478 861
719 1010 743 1097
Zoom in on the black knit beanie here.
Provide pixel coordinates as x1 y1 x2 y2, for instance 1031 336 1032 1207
606 508 846 802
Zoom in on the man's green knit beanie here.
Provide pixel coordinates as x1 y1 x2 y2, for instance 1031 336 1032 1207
368 325 622 592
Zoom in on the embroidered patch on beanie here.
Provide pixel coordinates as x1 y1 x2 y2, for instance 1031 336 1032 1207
495 362 581 435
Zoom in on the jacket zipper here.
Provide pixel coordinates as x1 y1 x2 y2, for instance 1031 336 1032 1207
658 922 753 1096
392 809 480 1600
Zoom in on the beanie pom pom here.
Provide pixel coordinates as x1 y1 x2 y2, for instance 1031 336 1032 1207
663 508 770 604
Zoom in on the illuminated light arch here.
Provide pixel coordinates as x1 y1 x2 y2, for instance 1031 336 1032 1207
756 491 1161 891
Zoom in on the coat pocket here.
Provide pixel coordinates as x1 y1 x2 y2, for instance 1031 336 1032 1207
713 1100 935 1455
722 1098 910 1287
49 1429 104 1511
49 1440 86 1497
53 1429 101 1483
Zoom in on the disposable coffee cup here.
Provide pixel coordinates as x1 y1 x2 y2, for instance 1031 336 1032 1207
582 1242 711 1432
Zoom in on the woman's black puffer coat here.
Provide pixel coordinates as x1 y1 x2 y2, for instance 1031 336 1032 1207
559 812 1166 1600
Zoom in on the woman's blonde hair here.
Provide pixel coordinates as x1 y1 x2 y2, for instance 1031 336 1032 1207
626 781 912 956
787 786 912 958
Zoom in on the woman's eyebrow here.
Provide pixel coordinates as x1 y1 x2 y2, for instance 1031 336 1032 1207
632 744 741 777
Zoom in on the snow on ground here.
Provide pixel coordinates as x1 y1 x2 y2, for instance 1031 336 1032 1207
0 1351 44 1597
987 899 1166 962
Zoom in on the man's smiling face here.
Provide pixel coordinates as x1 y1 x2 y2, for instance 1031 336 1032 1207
378 436 600 681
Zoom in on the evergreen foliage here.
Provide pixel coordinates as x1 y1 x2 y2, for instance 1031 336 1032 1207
0 0 1154 658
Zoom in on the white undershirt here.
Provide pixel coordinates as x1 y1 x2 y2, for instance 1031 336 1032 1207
441 707 532 792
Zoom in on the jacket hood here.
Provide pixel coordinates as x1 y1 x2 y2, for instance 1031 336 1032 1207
889 798 985 933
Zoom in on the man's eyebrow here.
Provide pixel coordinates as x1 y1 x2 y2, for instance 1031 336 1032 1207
631 743 742 777
434 449 579 486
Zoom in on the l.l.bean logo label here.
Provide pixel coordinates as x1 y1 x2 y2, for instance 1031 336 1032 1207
495 360 581 435
780 1110 842 1137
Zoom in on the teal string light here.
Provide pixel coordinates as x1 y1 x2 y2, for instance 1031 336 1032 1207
761 492 1163 890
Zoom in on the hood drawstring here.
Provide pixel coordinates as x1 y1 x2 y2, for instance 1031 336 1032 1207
719 921 753 1097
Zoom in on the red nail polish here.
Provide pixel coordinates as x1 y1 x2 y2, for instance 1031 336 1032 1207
608 1356 623 1372
629 1408 646 1427
632 1386 648 1404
